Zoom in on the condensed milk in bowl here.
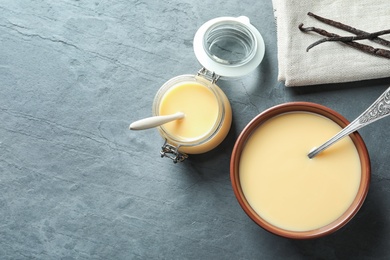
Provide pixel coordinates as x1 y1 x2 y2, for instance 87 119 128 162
230 102 370 239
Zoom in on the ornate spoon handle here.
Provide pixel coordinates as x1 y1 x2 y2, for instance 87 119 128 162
308 86 390 159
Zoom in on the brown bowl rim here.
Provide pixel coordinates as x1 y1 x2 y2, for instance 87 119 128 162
230 102 371 239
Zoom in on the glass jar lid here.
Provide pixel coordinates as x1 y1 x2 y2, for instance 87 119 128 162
193 16 265 78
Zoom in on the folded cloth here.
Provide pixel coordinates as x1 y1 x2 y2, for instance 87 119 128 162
272 0 390 87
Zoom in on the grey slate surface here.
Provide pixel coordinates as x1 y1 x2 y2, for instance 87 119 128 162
1 0 390 259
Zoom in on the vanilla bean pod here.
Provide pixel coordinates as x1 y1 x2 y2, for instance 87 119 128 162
307 29 390 51
299 24 390 59
308 12 390 47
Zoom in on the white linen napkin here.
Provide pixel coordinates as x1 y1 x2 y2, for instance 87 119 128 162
272 0 390 87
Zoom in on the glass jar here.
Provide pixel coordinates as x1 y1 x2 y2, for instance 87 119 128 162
153 74 232 162
139 16 265 162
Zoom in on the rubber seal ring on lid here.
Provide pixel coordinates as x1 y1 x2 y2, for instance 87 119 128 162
193 16 265 78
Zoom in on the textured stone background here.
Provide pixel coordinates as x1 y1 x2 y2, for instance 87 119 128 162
0 0 389 259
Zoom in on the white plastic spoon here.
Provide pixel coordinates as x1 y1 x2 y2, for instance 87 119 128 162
129 112 185 130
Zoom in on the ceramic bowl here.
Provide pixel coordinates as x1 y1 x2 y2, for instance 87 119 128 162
230 102 371 239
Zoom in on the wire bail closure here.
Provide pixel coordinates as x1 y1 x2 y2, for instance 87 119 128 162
197 67 220 84
160 139 188 163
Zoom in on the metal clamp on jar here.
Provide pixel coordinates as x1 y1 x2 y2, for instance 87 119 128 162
130 16 265 163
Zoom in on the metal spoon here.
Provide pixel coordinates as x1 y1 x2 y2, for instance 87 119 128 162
129 112 185 130
308 86 390 159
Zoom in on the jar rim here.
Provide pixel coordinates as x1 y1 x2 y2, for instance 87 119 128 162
193 16 265 78
202 20 257 66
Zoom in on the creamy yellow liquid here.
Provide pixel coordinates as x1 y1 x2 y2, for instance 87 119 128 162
239 112 361 232
159 81 232 154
